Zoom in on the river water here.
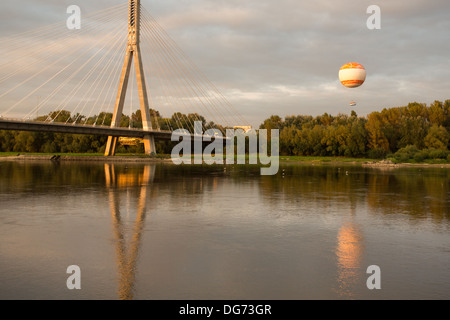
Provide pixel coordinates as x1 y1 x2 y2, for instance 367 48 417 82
0 161 449 300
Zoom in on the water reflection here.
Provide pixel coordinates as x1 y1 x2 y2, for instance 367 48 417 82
105 164 155 300
258 165 450 222
335 217 364 298
1 162 447 223
0 161 449 299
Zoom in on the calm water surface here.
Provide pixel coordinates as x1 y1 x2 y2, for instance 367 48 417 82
0 161 449 300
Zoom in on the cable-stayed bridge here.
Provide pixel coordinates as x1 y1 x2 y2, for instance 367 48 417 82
0 0 246 155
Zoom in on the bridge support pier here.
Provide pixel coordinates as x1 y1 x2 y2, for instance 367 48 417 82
143 135 156 155
105 136 118 156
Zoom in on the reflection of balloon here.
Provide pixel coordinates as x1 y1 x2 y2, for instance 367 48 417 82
336 222 364 298
339 62 366 88
337 223 363 270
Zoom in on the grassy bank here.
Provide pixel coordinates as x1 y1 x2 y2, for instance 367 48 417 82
279 156 374 163
1 152 449 165
282 155 450 165
0 152 372 163
0 152 169 158
0 152 103 157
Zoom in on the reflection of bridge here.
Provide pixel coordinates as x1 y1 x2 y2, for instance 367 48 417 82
0 0 246 156
105 163 155 300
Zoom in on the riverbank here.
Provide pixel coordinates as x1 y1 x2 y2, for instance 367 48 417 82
362 159 450 168
281 157 450 168
1 152 449 167
0 153 172 163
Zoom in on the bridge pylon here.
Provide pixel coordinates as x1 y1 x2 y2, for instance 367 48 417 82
105 0 156 156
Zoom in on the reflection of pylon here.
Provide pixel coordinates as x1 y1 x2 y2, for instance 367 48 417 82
105 163 155 300
105 0 156 156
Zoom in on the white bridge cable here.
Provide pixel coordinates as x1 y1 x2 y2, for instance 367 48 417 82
140 38 197 132
20 25 125 122
142 7 248 128
69 31 128 125
44 23 127 123
140 50 160 131
1 4 127 58
23 24 126 121
141 12 237 132
145 8 248 127
84 38 128 126
95 49 126 127
141 15 222 130
0 4 128 75
0 15 125 107
69 40 126 125
2 9 128 118
141 23 230 131
0 12 127 87
140 16 214 132
139 25 184 132
145 11 248 128
140 26 196 132
140 18 194 131
139 36 183 131
2 3 127 47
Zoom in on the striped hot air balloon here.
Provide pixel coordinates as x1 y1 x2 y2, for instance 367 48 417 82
339 62 366 88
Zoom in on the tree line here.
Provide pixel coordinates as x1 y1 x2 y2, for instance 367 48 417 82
1 99 449 160
259 100 450 160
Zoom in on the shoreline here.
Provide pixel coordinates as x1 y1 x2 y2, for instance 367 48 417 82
0 154 173 163
361 161 450 168
1 154 449 168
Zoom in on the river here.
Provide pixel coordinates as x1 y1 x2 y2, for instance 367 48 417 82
0 160 449 299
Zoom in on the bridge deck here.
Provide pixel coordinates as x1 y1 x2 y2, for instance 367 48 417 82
0 119 227 141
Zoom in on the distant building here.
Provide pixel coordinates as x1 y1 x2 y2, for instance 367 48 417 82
233 126 253 133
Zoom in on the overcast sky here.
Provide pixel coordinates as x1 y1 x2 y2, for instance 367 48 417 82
1 0 449 127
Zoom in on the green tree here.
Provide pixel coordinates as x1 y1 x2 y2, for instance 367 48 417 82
346 118 367 157
428 100 446 126
47 110 72 123
365 112 390 152
398 116 429 149
280 125 301 155
424 125 449 150
260 115 283 130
